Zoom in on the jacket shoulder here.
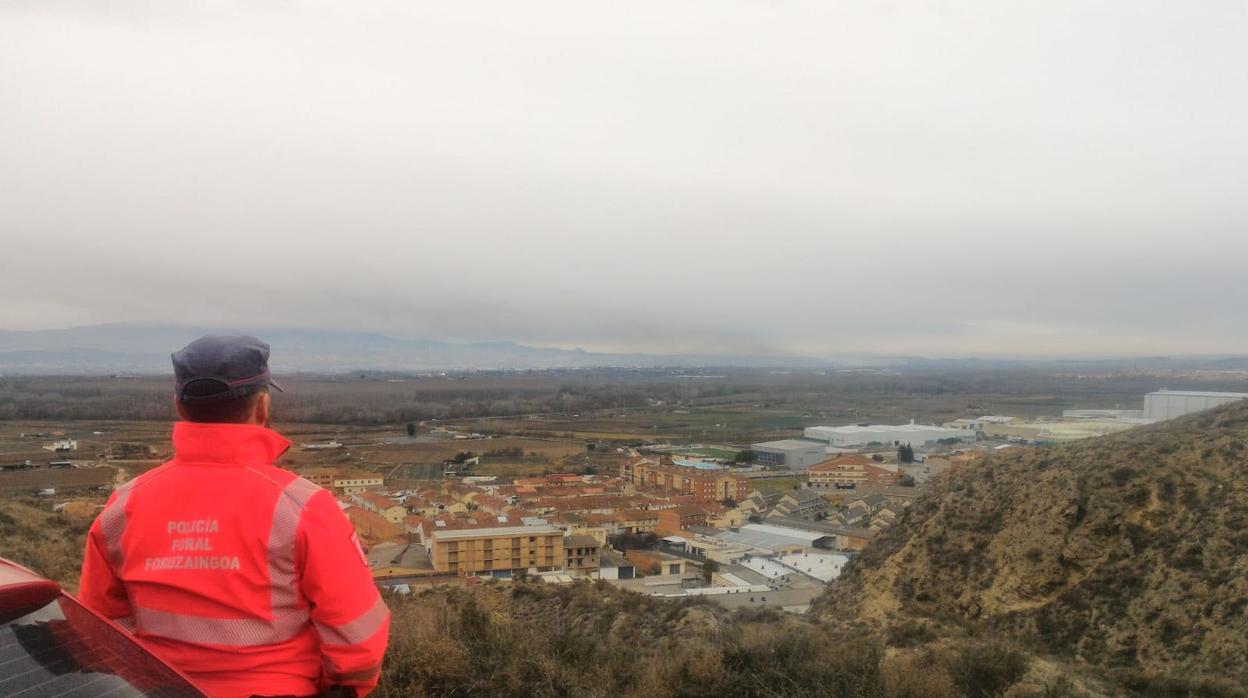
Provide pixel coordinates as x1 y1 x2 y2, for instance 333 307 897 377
244 465 329 510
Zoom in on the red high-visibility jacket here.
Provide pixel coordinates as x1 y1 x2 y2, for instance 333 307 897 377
79 422 390 698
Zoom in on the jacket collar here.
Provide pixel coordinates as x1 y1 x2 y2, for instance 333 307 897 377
172 422 291 466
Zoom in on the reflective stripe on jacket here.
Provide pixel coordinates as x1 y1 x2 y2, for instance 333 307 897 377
79 422 390 698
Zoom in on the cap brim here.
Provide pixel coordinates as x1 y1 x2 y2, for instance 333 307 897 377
269 378 285 393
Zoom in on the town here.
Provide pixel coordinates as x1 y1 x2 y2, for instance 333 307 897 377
5 385 1243 615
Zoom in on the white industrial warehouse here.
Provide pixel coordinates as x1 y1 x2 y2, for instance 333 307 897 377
1143 389 1248 421
751 439 827 470
803 423 971 448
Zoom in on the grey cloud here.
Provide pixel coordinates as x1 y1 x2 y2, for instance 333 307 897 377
2 0 1246 358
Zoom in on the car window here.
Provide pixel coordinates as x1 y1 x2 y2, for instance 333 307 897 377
0 595 203 697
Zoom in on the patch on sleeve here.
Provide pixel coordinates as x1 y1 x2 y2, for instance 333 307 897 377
350 532 369 566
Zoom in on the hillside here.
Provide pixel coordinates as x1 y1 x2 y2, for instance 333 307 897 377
0 496 93 594
376 582 885 698
2 498 1075 697
374 579 1104 698
817 401 1248 693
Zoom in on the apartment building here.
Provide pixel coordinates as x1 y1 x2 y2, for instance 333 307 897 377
428 525 564 577
808 455 901 490
302 467 339 489
620 458 749 503
563 535 601 576
615 510 659 534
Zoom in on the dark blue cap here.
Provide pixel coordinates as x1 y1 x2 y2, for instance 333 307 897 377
172 335 284 404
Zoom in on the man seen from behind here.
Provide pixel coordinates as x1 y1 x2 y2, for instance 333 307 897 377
80 335 389 698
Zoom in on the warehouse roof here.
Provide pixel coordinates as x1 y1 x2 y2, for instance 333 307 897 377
764 516 877 539
752 439 825 450
714 523 831 552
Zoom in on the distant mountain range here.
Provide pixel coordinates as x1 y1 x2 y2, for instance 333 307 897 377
2 324 1246 375
0 324 835 374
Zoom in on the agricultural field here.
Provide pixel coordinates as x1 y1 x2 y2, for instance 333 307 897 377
4 366 1248 490
444 405 828 445
6 366 1222 432
0 417 596 493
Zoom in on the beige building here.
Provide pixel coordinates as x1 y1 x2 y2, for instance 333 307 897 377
354 491 407 524
302 467 339 489
625 549 688 577
333 472 385 494
705 506 745 528
429 525 564 576
579 526 611 546
737 493 778 518
376 503 407 524
808 455 900 490
616 510 659 534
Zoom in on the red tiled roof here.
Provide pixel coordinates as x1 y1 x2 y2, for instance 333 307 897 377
360 491 400 509
616 510 658 521
345 507 405 546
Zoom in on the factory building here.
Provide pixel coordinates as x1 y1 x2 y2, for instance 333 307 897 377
750 439 827 471
1143 390 1248 421
803 423 970 448
944 416 1014 432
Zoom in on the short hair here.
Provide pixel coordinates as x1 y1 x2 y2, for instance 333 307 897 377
178 380 266 424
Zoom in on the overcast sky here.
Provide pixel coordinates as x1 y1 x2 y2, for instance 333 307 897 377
2 1 1246 358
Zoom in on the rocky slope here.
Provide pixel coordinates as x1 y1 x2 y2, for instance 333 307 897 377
818 402 1248 691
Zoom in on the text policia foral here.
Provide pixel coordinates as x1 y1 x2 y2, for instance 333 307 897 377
144 518 241 571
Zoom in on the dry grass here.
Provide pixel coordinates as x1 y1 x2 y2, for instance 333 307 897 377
0 496 95 594
376 581 888 698
821 401 1248 691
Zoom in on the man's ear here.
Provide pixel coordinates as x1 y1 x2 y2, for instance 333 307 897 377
255 391 271 427
174 396 189 421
